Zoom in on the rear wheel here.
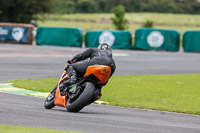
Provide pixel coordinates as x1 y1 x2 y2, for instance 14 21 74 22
44 85 57 109
66 82 95 112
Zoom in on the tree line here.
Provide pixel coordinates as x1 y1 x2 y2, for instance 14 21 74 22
54 0 200 14
0 0 54 23
0 0 200 23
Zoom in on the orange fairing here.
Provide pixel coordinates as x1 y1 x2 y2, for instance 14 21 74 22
54 71 68 107
84 65 111 84
54 87 67 107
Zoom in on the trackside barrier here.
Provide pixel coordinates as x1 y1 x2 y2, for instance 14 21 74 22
134 28 180 52
183 31 200 52
0 23 34 44
85 30 132 49
36 27 82 47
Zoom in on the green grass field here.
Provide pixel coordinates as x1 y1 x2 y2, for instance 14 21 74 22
9 74 200 115
38 13 200 34
0 125 82 133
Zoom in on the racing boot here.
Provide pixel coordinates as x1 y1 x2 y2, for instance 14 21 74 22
63 65 77 89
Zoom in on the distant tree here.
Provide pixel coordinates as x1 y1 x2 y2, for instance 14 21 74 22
96 0 109 12
54 0 75 14
142 20 154 28
111 5 128 30
76 0 99 13
0 0 54 23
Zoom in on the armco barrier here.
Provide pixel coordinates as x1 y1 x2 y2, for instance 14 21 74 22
36 27 82 47
134 28 180 51
0 23 34 44
183 31 200 52
85 30 132 49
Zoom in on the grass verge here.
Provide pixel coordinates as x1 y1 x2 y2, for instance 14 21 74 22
8 74 200 115
0 125 82 133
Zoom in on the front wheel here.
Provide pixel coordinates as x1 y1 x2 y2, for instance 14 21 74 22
66 82 95 112
44 85 57 109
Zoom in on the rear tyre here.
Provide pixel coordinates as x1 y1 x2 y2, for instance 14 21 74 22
44 85 57 109
66 82 95 112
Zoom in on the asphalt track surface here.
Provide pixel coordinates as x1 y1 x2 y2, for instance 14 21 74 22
0 44 200 133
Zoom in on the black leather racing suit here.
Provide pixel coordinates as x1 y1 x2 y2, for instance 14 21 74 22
71 48 115 77
64 48 116 86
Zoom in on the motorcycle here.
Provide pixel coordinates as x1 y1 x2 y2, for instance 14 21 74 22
44 64 111 112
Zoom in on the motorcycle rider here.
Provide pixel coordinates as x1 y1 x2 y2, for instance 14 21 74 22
62 43 116 89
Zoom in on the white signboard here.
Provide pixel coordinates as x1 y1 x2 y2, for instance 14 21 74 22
99 31 115 46
147 31 164 48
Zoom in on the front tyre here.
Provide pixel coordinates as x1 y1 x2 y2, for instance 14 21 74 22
66 82 95 112
44 85 57 109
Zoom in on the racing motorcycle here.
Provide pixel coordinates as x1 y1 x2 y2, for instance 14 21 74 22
44 64 111 112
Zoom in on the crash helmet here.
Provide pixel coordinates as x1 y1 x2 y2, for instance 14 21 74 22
98 43 112 52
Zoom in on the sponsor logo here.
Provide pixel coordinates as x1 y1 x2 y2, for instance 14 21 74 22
147 31 164 48
12 27 24 41
99 31 115 46
0 27 8 35
103 68 109 73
